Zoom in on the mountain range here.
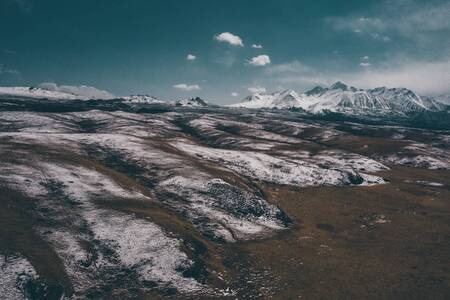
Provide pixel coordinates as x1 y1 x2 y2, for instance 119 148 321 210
0 82 449 299
0 83 448 115
0 87 207 107
230 82 447 114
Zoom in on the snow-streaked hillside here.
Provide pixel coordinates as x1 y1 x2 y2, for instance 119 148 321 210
175 97 208 107
230 82 446 114
121 94 166 104
0 87 88 100
237 90 308 109
435 94 450 105
0 99 449 299
0 86 209 107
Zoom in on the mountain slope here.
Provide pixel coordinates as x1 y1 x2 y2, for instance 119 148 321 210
230 82 445 114
0 99 449 298
121 94 166 104
0 87 87 100
176 97 208 107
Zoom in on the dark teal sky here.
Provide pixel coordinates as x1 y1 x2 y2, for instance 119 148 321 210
1 0 449 103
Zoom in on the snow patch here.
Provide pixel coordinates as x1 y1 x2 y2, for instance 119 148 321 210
159 176 288 242
172 140 385 187
0 254 39 300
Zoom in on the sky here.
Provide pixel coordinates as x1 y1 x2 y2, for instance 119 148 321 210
1 0 449 104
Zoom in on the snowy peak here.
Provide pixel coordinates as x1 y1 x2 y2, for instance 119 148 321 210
176 97 208 107
277 89 300 99
329 81 357 92
305 86 326 96
307 82 358 94
230 82 446 114
368 87 441 111
272 89 302 107
121 94 165 104
231 89 306 109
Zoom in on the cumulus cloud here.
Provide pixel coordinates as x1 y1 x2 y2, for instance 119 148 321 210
248 86 266 94
252 44 263 49
248 55 271 66
38 82 114 99
173 83 201 91
231 92 239 97
186 54 196 61
214 32 244 47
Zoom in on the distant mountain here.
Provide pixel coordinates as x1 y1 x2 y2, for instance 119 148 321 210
121 94 166 104
435 94 450 105
0 87 212 108
0 87 169 104
175 97 208 107
237 89 305 109
0 86 88 100
230 82 446 115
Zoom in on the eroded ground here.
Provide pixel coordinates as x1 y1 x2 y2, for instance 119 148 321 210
0 104 448 299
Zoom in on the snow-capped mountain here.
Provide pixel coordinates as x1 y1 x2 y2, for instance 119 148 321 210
175 97 208 107
0 86 88 100
0 87 210 107
435 94 450 105
238 90 305 109
0 87 168 104
121 94 166 104
230 82 446 114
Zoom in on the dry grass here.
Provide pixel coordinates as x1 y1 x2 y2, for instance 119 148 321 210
229 167 450 299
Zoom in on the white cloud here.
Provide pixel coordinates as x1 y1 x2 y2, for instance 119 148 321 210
360 56 371 67
328 16 386 33
38 82 114 99
252 44 263 49
248 86 266 94
328 16 391 42
248 55 271 66
186 54 196 61
393 1 450 34
343 58 450 95
264 60 326 86
265 60 311 75
231 92 239 97
265 57 450 95
173 83 201 91
0 64 20 76
7 70 20 75
214 32 244 47
326 0 450 46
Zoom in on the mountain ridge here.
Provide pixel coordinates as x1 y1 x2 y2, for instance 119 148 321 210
231 82 447 114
